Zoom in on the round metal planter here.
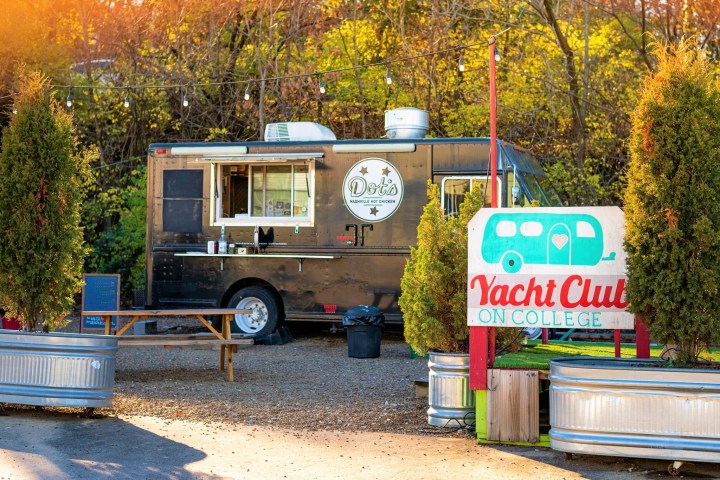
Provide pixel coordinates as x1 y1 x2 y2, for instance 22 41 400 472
549 356 720 463
0 330 119 408
427 352 475 427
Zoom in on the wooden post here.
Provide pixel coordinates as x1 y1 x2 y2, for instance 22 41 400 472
103 315 112 336
223 314 234 382
469 326 488 390
220 316 227 372
488 327 496 366
614 329 621 357
635 316 651 359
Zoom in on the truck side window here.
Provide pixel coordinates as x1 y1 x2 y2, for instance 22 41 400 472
440 176 494 216
216 162 312 225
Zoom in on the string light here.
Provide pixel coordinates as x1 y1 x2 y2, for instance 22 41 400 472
458 56 465 72
11 104 17 114
494 48 501 63
66 88 74 108
19 38 507 111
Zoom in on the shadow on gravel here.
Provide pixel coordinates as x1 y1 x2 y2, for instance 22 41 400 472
0 405 215 480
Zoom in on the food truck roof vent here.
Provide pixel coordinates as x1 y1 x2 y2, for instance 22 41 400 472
264 122 337 142
384 108 429 139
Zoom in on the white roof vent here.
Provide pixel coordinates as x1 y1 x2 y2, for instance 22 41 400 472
264 122 337 142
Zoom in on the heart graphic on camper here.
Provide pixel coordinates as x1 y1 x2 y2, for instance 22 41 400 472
551 233 569 250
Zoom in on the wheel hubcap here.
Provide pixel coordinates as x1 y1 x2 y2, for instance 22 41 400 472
234 296 269 333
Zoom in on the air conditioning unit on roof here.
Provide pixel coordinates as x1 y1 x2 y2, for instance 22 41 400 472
264 122 337 142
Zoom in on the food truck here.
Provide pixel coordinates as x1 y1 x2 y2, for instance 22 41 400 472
145 113 562 336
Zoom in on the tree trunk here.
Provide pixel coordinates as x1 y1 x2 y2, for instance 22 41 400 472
540 0 587 167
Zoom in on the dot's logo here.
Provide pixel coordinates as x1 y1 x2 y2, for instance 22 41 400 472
342 158 404 222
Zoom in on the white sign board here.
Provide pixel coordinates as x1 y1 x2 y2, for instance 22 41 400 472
342 158 404 222
467 207 634 329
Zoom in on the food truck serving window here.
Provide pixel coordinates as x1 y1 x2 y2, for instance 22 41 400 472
211 160 314 226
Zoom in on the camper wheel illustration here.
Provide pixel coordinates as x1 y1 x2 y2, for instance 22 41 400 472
482 213 616 273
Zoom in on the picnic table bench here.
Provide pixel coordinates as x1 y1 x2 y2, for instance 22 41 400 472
81 308 254 381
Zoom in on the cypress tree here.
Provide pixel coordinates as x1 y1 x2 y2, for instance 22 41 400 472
0 72 91 331
400 181 494 355
624 41 720 366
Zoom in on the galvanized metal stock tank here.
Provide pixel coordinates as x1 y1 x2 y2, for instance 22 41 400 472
0 330 119 408
549 356 720 462
427 352 475 427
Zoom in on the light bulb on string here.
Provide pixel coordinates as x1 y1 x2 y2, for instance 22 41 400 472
11 104 17 114
40 41 502 114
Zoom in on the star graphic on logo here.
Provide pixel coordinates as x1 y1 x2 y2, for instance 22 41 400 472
382 167 391 176
369 207 379 216
359 166 369 175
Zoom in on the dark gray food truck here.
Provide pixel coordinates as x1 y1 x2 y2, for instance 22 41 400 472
145 109 562 336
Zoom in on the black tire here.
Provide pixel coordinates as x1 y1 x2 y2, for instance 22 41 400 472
227 286 281 336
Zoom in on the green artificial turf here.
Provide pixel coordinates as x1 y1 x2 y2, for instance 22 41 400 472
492 341 720 369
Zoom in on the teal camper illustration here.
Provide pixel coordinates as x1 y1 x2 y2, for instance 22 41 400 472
481 212 616 273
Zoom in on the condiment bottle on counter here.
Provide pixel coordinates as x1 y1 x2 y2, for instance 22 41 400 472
227 232 235 254
218 225 228 254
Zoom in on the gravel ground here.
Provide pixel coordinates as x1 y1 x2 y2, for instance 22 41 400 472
86 320 461 437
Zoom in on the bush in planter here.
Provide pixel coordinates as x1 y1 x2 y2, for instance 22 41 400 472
400 181 518 356
624 40 720 367
0 72 94 332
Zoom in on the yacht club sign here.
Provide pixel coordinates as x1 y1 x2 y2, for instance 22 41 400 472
467 206 634 329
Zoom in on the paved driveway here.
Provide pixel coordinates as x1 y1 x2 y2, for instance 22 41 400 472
1 410 719 479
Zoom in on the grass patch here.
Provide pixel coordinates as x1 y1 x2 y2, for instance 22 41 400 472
493 341 720 369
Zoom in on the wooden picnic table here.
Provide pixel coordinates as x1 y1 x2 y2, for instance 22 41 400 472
81 308 254 381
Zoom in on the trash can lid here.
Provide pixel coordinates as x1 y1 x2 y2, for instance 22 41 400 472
342 305 385 327
344 305 382 316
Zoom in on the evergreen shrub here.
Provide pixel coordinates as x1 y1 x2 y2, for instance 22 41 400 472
624 40 720 366
0 72 93 331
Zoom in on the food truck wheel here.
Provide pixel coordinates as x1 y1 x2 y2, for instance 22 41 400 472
228 287 280 336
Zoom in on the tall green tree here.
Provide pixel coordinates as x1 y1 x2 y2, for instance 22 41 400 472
624 40 720 366
0 72 93 331
400 182 468 356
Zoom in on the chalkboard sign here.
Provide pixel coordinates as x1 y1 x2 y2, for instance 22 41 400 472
162 170 204 233
163 169 203 198
163 199 202 233
81 274 120 331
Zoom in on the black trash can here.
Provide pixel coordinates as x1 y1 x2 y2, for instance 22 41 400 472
342 305 385 358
